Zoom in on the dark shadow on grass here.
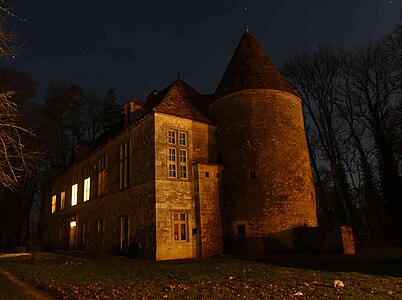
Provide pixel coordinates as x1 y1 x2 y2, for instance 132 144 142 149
234 247 402 278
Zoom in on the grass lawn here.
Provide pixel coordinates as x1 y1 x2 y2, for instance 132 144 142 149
0 248 401 299
0 270 34 300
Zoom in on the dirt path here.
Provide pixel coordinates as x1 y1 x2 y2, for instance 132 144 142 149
0 266 55 300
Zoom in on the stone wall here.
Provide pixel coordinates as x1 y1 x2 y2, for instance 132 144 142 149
194 163 223 257
225 226 355 255
209 89 317 247
154 113 215 260
43 116 156 258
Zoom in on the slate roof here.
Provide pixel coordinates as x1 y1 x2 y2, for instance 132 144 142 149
214 32 299 99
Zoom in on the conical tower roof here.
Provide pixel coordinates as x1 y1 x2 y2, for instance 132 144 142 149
214 32 298 99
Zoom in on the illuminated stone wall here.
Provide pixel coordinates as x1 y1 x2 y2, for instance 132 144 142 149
154 113 216 260
209 89 317 246
194 163 223 257
43 116 156 258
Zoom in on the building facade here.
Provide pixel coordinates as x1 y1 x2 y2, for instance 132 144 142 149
42 31 317 260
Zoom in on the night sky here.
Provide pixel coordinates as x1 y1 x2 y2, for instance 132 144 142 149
6 0 401 103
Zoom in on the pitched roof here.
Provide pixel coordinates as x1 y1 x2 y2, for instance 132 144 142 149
214 32 298 99
147 79 211 123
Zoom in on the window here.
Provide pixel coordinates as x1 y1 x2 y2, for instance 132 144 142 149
168 130 176 144
51 195 56 213
168 148 176 178
237 224 246 235
250 171 257 180
84 177 90 202
120 142 129 189
82 221 88 248
98 156 106 196
97 219 104 247
120 215 128 252
172 212 188 242
179 132 187 146
169 163 176 178
205 172 210 178
167 129 188 179
71 183 78 206
60 191 65 210
71 172 78 206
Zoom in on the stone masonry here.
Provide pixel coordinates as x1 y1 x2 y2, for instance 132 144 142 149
42 31 327 260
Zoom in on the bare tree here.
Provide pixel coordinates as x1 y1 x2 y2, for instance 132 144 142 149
0 0 25 60
284 47 355 228
0 92 38 189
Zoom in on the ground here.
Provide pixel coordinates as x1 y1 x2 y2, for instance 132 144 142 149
0 248 401 299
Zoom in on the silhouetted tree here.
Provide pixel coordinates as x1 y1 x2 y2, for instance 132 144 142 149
284 47 355 228
99 89 122 133
284 20 402 241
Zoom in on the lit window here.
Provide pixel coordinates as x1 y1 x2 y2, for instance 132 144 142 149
84 177 90 202
51 195 56 213
70 220 77 228
71 183 78 206
168 130 176 144
179 132 187 146
173 212 188 242
60 191 65 210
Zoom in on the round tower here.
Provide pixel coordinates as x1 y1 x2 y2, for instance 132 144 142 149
209 32 317 250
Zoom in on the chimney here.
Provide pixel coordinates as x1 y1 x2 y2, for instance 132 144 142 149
123 98 144 126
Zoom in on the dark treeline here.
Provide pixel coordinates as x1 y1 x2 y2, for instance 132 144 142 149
284 23 402 242
0 70 122 248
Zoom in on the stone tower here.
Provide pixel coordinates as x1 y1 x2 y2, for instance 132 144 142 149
209 31 317 253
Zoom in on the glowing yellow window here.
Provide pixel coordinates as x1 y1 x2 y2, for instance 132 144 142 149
51 195 56 213
84 177 90 202
71 183 78 206
60 191 65 210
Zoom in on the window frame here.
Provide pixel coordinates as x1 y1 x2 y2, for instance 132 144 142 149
167 128 189 180
71 183 78 206
119 142 130 189
51 195 56 213
172 212 189 242
97 156 106 196
60 190 65 210
83 177 91 202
